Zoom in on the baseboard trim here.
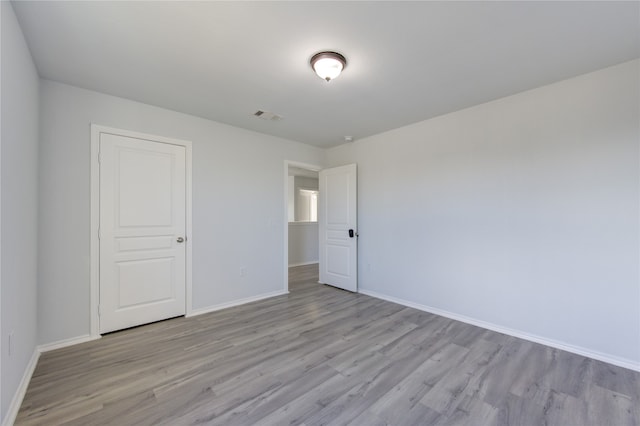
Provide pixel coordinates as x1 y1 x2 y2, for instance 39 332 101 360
2 335 104 425
187 290 289 318
288 261 319 267
38 334 101 353
2 349 40 426
359 288 640 373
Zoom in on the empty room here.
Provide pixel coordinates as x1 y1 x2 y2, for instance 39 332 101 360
1 1 639 425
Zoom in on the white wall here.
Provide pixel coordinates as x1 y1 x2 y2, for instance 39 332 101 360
1 1 40 421
287 176 295 222
38 80 324 345
326 60 640 368
288 223 319 267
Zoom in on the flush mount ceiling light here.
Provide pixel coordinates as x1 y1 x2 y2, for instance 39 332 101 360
310 51 347 82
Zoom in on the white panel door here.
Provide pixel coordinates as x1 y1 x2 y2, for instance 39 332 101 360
319 164 357 292
99 133 186 333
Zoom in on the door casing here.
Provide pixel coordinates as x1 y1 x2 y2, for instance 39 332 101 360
90 124 193 337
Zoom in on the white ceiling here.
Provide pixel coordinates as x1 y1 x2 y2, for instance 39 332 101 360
12 1 640 148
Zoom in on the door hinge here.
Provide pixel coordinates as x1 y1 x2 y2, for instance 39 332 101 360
98 151 102 164
98 227 101 240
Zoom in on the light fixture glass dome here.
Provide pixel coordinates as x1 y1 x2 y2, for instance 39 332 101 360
310 51 347 82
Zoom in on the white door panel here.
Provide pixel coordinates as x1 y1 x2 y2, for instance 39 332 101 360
100 133 186 333
117 149 173 226
319 163 357 292
116 257 175 307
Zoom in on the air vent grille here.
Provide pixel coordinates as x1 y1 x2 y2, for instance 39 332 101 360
253 110 283 121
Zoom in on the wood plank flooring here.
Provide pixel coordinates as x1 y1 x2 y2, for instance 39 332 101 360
16 264 639 425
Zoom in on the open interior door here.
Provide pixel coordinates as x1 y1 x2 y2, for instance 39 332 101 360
319 163 357 292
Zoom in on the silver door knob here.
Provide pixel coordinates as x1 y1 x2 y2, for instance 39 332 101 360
176 237 185 243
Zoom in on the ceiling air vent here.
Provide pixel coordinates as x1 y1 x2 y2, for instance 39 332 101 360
253 110 283 121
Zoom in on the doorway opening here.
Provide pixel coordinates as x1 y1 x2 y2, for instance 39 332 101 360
284 161 321 291
283 161 358 293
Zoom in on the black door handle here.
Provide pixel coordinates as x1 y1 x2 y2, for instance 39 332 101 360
349 229 354 238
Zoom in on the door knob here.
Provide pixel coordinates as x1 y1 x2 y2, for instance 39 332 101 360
177 237 185 243
348 229 354 238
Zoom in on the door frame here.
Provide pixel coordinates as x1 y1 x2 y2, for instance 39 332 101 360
283 160 322 292
90 124 193 338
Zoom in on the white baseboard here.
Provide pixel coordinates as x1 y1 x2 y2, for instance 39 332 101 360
187 290 289 317
359 288 640 373
2 290 291 425
2 349 40 426
288 261 319 267
2 335 103 426
38 334 101 353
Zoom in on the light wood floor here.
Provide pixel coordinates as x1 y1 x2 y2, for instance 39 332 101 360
16 264 639 425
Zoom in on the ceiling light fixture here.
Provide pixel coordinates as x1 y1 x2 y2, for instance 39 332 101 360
310 51 347 82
